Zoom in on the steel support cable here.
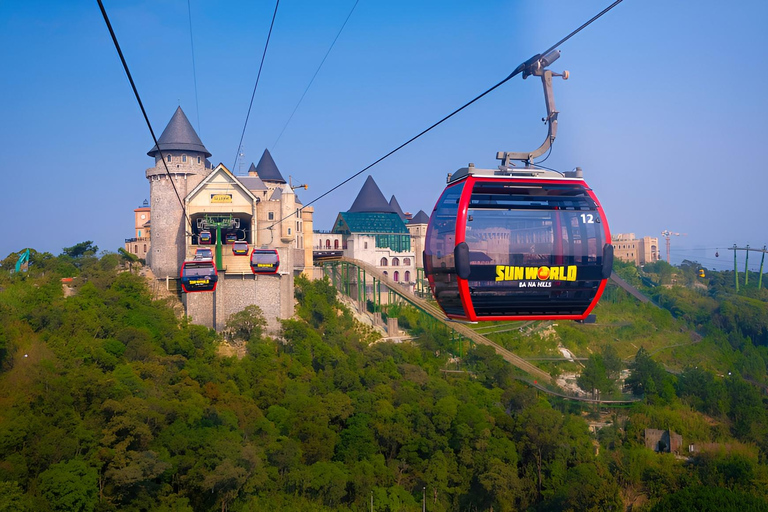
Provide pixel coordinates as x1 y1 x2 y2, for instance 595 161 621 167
267 0 624 230
271 0 360 151
97 0 193 231
187 0 201 135
232 0 280 172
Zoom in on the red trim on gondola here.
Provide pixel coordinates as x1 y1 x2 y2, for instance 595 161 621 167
428 174 612 322
455 176 476 320
180 260 218 293
250 249 280 275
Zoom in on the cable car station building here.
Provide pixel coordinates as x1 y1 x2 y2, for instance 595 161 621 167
143 107 313 331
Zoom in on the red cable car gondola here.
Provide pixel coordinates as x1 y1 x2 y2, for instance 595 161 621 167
180 260 218 293
250 249 280 275
424 50 613 322
425 167 612 322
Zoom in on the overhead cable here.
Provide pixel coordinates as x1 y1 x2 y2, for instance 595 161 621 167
267 0 625 230
271 0 360 150
97 0 193 231
187 0 202 135
233 0 280 172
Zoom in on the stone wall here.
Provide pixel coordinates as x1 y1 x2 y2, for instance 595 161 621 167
183 271 293 334
146 151 209 278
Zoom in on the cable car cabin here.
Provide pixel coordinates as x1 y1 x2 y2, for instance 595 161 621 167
232 241 249 256
424 167 613 322
250 249 279 274
225 232 237 244
180 260 218 293
194 248 213 261
199 230 212 244
699 269 706 278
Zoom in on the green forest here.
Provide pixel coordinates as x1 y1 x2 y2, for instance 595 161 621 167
1 247 768 511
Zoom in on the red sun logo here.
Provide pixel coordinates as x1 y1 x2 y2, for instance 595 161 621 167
537 267 550 280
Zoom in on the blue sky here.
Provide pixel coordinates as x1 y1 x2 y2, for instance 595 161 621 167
2 1 766 271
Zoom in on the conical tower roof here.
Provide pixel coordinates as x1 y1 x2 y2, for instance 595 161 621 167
147 107 211 157
410 209 430 224
348 176 394 213
248 162 258 175
389 195 406 220
255 149 286 183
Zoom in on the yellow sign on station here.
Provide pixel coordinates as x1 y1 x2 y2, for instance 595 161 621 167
211 194 233 203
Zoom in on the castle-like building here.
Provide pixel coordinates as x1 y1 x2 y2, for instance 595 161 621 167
313 175 430 294
126 107 313 331
612 233 659 266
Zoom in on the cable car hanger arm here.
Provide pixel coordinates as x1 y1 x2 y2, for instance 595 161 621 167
497 50 569 169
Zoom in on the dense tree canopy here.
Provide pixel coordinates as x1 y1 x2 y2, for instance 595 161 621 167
0 248 767 510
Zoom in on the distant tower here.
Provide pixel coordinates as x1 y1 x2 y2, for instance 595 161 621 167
145 107 212 278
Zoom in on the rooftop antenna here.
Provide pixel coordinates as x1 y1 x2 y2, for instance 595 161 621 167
238 145 245 175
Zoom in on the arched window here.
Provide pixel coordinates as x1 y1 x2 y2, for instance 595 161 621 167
166 155 172 162
134 245 138 253
404 258 411 266
392 257 400 266
393 271 399 282
334 239 339 249
380 257 388 266
326 239 331 249
383 271 388 276
197 156 201 164
182 155 187 163
405 271 410 282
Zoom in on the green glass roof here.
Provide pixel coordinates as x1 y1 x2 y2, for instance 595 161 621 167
334 212 408 234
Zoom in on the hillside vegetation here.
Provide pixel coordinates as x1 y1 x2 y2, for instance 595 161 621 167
0 247 767 511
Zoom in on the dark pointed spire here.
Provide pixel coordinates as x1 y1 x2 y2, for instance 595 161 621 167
255 149 286 183
348 176 394 213
410 209 430 224
147 107 211 157
389 195 406 220
248 162 258 175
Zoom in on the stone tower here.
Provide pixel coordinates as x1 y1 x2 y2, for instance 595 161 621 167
145 107 212 278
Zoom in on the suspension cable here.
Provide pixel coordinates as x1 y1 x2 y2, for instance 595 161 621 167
187 0 202 136
271 0 360 151
97 0 193 231
232 0 280 172
267 0 625 230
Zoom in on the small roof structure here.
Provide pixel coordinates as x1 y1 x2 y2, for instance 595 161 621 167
239 175 268 192
254 149 286 183
389 195 406 221
409 209 430 224
348 176 394 214
270 187 283 201
147 107 211 157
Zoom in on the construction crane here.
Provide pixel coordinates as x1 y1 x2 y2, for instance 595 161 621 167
660 230 686 264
